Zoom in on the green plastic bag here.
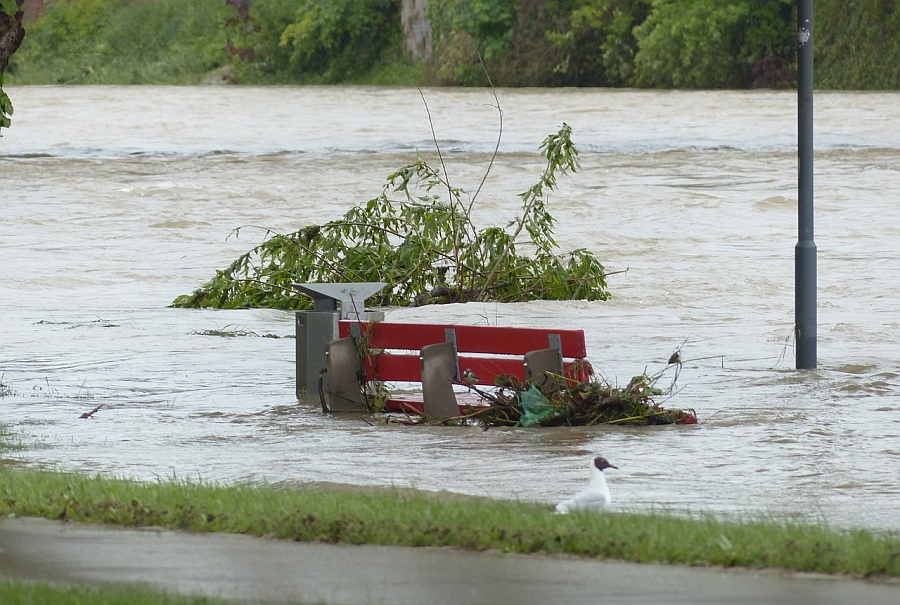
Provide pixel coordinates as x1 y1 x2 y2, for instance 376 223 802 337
518 386 557 427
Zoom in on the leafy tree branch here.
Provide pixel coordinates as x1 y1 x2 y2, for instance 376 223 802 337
0 0 25 133
173 125 610 310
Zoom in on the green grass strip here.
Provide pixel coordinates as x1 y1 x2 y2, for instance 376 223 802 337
0 579 249 605
2 467 900 578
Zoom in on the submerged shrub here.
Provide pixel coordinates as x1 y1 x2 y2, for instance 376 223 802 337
173 124 611 310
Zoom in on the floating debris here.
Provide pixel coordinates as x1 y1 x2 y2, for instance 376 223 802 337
460 372 696 427
380 359 696 427
190 326 290 338
79 404 103 419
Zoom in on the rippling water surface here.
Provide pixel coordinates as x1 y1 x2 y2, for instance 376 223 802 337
2 86 900 530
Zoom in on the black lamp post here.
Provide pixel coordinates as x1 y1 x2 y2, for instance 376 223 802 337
796 0 817 369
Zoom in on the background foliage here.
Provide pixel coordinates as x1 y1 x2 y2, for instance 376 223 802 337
630 0 794 89
6 0 899 88
9 0 229 84
237 0 401 83
815 0 900 89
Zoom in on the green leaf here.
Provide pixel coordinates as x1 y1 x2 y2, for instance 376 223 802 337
0 92 12 116
0 0 18 17
0 85 13 130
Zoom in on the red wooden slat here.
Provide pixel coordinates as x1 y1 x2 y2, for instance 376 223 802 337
339 321 587 358
369 353 419 381
566 359 594 383
385 393 487 415
364 354 526 383
385 396 424 414
365 354 591 385
458 357 526 383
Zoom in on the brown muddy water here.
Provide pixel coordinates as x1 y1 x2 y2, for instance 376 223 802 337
1 86 899 530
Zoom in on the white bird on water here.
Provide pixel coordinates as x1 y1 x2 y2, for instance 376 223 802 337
555 456 617 514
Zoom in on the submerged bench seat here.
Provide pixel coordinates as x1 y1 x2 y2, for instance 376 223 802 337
324 320 592 417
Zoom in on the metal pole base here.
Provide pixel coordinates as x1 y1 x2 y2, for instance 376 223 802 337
795 240 817 369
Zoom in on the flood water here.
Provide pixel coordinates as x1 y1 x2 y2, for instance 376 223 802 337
2 86 900 530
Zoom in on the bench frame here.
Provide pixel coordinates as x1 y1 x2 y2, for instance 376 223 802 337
324 320 592 416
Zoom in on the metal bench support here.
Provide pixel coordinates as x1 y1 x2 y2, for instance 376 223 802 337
420 339 461 418
296 312 340 398
325 337 365 412
292 282 386 320
524 334 565 392
293 282 385 399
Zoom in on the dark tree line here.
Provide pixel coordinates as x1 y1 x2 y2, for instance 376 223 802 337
5 0 900 89
0 0 25 73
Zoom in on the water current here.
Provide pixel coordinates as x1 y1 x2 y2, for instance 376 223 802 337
1 86 899 530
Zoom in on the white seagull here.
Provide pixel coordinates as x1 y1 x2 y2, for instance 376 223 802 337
555 456 617 514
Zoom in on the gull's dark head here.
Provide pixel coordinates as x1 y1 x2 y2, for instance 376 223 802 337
594 456 617 471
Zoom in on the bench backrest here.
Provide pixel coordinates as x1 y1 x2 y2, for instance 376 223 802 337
339 321 587 356
337 320 588 384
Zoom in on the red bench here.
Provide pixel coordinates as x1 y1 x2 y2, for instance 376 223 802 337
322 320 592 417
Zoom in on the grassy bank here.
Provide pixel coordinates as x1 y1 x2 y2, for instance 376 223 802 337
9 0 232 84
0 580 245 605
7 0 420 86
2 467 900 579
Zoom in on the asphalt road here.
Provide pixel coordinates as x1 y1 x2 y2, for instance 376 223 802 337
1 517 899 605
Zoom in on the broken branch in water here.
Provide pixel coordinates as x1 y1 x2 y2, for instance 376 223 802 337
79 404 103 419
